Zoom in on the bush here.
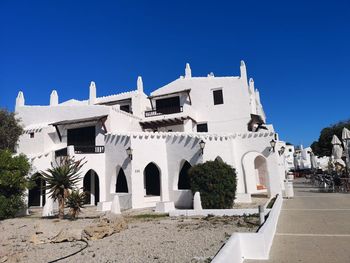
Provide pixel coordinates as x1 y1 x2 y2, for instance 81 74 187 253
0 150 30 220
66 189 87 220
188 160 237 209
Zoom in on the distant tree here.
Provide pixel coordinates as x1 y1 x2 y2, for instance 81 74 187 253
0 108 23 152
188 160 237 209
0 150 31 219
311 120 350 157
41 157 85 219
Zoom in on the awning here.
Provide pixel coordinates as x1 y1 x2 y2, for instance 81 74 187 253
140 116 195 130
50 115 108 142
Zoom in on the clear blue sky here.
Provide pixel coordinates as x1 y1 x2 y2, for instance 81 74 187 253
1 0 350 146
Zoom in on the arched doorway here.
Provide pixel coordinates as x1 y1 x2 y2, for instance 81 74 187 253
178 161 192 190
83 170 100 205
254 156 268 190
28 174 46 207
144 163 160 196
116 168 128 193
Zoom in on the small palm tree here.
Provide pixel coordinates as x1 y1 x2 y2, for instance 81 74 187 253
40 156 85 219
66 189 86 219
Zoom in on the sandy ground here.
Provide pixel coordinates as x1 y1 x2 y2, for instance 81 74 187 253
0 207 259 263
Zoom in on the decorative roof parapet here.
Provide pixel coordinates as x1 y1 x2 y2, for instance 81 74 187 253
111 106 142 120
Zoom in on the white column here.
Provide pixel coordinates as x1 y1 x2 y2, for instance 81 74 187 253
90 171 95 205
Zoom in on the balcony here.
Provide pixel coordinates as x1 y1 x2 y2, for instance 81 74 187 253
145 106 183 118
74 146 105 154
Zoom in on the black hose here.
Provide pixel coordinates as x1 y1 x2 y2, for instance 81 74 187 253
47 240 89 263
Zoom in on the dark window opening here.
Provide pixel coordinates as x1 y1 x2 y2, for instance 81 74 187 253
120 105 131 113
67 126 95 147
116 168 128 193
30 132 34 138
178 161 192 190
197 123 208 132
213 89 223 105
155 96 181 114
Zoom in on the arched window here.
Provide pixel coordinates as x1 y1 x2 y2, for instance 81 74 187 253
178 161 192 190
116 168 128 193
144 163 160 196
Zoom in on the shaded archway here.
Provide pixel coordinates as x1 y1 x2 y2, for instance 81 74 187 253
28 174 46 207
83 170 100 205
144 163 160 196
116 168 128 193
178 161 192 190
242 152 269 194
254 156 268 190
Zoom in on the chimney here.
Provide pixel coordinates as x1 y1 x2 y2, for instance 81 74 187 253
185 63 192 78
89 81 96 105
50 90 59 106
15 91 25 111
137 76 143 93
240 60 248 86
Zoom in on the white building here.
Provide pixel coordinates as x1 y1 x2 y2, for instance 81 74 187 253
15 61 286 211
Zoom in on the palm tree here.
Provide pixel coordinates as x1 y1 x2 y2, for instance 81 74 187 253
40 156 85 219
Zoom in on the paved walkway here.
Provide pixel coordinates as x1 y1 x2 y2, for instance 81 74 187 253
246 178 350 263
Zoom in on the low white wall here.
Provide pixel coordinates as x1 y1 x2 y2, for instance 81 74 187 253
169 208 259 217
212 194 283 263
117 193 132 210
172 190 193 208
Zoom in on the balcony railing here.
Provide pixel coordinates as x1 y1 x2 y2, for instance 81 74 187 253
74 145 105 154
144 106 183 118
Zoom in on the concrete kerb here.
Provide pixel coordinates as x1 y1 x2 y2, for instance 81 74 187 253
212 194 283 263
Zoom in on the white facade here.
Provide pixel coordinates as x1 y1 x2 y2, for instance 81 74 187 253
15 61 286 210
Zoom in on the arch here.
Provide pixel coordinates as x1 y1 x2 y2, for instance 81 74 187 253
115 167 128 193
242 152 269 193
178 161 192 190
28 173 46 207
254 156 268 190
144 162 161 196
83 169 100 205
215 156 224 163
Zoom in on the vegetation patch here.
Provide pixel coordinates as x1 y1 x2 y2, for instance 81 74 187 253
188 160 237 209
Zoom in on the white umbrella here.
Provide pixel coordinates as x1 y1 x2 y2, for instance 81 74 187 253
331 135 345 167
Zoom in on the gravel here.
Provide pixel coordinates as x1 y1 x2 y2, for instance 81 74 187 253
0 208 259 263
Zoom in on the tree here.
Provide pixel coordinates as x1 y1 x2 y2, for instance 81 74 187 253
0 108 23 152
0 150 31 219
40 157 85 219
311 120 350 157
188 160 237 209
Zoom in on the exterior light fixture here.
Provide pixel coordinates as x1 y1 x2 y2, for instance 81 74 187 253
270 139 276 152
126 146 133 160
199 139 206 155
279 146 286 156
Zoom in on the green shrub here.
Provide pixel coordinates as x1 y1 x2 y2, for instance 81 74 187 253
188 160 237 209
66 189 87 219
0 150 30 220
